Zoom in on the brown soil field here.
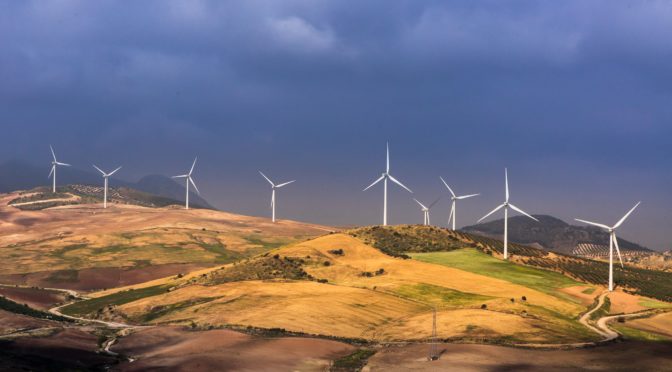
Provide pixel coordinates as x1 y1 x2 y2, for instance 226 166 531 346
0 286 66 310
0 326 117 370
0 262 213 291
365 341 672 371
112 326 356 372
608 291 653 314
0 309 56 335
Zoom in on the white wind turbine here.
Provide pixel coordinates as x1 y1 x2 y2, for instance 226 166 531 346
364 142 413 226
477 168 538 260
259 171 295 223
172 157 199 210
413 197 441 226
92 165 122 209
575 202 640 291
48 145 71 193
440 177 479 230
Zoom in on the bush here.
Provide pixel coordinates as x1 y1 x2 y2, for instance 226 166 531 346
328 249 345 256
323 261 331 266
481 304 487 309
317 279 328 284
521 296 527 302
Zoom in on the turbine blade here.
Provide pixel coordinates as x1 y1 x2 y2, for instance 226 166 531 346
56 162 71 166
413 198 427 209
613 202 641 229
456 193 479 200
259 171 274 187
574 218 611 231
48 165 55 178
386 142 390 173
189 176 200 194
275 180 295 188
172 174 189 179
363 175 385 191
428 196 441 209
613 233 624 269
505 168 509 202
478 203 505 223
108 166 122 176
509 203 539 222
50 145 57 161
93 165 106 176
189 157 197 175
388 174 412 193
439 177 456 198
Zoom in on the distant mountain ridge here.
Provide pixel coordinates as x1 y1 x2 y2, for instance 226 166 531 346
0 160 214 209
461 214 651 254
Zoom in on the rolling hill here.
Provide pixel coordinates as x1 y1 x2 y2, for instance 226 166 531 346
461 214 651 254
0 160 213 209
60 226 672 345
0 189 331 291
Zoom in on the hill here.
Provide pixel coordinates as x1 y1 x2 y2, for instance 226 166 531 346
461 214 651 254
61 226 671 345
0 160 213 209
0 190 331 291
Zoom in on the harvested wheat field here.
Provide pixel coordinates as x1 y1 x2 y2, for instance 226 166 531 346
618 312 672 339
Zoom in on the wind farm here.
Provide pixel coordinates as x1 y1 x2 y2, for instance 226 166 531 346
2 2 671 371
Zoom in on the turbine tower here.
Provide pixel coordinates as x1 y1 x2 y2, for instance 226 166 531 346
413 197 440 226
440 177 479 230
477 168 538 260
172 157 199 210
364 142 413 226
93 165 122 208
48 145 71 193
575 202 640 291
259 171 295 223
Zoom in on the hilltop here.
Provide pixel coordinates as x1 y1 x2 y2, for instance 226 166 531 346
462 214 651 254
0 160 213 209
0 189 331 291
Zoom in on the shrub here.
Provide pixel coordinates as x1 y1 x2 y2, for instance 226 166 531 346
328 249 345 256
317 279 328 284
323 261 331 266
521 296 527 302
481 304 487 309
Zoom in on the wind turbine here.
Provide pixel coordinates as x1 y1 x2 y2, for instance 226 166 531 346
413 197 441 226
477 168 538 260
364 142 413 226
92 165 122 208
440 177 479 230
172 157 199 210
575 202 640 291
259 171 295 223
48 145 71 193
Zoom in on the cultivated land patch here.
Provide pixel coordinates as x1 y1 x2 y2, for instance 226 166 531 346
0 191 331 290
65 233 613 343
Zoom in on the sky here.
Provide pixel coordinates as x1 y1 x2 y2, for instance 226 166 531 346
1 1 671 250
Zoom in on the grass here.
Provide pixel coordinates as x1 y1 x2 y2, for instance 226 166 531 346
331 349 376 371
638 298 672 309
590 296 611 321
392 283 493 307
60 285 171 317
410 249 583 297
582 287 596 295
612 324 671 341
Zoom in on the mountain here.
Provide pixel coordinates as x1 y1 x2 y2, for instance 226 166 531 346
461 214 651 254
0 160 214 209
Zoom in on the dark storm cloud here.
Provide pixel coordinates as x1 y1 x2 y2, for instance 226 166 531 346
0 1 671 249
